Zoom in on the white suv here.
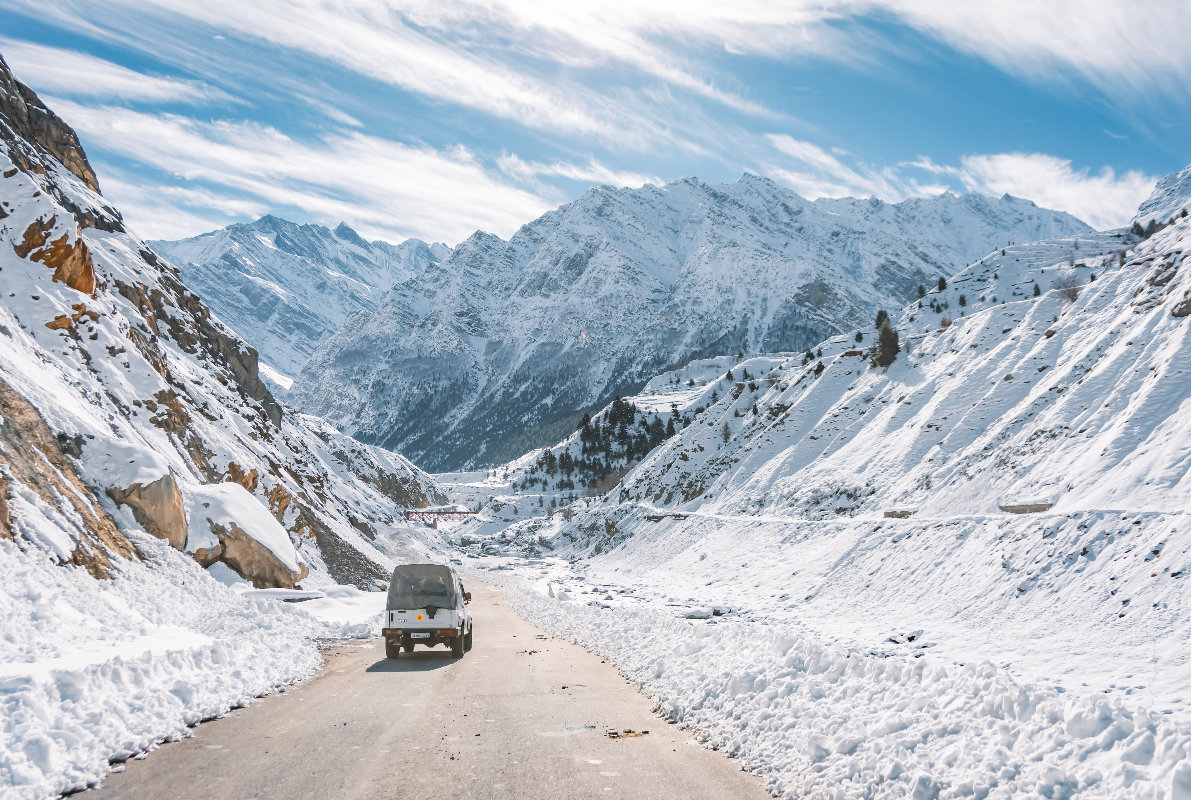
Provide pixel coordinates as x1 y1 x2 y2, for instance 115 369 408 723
382 564 474 658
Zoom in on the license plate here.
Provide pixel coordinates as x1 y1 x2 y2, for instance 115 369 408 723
410 633 430 639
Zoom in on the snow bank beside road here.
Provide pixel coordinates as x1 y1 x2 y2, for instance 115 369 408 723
503 583 1189 799
0 532 374 800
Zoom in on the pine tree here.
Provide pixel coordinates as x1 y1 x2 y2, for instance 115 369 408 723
875 309 889 329
917 284 927 298
742 368 751 381
725 370 733 381
855 331 863 343
958 294 966 307
937 276 947 291
722 422 731 444
688 378 695 387
710 389 718 403
872 322 901 368
1033 283 1041 296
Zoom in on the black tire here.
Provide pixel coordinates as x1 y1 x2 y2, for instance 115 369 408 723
464 627 473 652
385 641 401 660
403 643 414 653
450 634 465 658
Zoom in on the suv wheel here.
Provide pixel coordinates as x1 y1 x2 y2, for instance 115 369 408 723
385 641 401 660
450 634 465 658
465 627 473 651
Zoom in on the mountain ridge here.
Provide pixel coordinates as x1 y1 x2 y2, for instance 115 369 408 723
150 216 450 384
293 172 1092 471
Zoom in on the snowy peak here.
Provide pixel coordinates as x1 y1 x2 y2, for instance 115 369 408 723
294 173 1093 471
1131 165 1190 227
150 216 448 382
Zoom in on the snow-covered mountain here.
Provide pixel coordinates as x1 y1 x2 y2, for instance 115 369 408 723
1131 165 1191 227
0 55 445 592
150 218 449 388
454 169 1191 798
293 175 1091 471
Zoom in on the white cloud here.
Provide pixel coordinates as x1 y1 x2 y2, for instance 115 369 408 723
952 153 1156 231
766 134 947 202
497 153 662 190
0 38 239 104
52 100 556 243
862 0 1189 105
767 136 1156 229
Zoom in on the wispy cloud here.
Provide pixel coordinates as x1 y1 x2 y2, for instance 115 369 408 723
862 0 1190 106
52 99 556 243
767 136 1156 229
0 38 240 105
497 153 662 190
766 134 947 202
950 153 1156 231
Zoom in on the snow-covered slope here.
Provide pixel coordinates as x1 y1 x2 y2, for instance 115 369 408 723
0 55 445 592
1131 166 1190 228
294 175 1091 471
150 217 449 388
457 170 1191 799
0 52 461 799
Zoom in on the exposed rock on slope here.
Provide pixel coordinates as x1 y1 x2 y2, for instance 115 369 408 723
0 54 100 194
294 175 1090 471
150 217 449 384
0 54 444 589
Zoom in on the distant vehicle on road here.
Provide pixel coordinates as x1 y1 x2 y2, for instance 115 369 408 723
382 564 473 658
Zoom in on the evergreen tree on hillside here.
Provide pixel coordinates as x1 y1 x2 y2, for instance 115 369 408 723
577 413 590 430
875 309 889 329
938 276 947 291
872 322 901 368
917 285 927 298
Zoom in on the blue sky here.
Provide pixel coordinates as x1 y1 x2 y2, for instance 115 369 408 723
0 1 1189 244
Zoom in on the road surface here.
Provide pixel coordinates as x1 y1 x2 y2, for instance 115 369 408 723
94 577 767 799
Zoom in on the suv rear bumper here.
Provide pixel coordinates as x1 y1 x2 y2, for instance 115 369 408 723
383 627 461 646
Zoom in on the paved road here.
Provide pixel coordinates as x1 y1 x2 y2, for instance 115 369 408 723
95 578 767 800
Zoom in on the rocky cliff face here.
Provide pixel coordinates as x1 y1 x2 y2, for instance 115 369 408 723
0 53 444 589
150 217 449 384
0 54 100 195
293 174 1092 471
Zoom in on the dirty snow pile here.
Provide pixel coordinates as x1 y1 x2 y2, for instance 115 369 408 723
0 529 384 800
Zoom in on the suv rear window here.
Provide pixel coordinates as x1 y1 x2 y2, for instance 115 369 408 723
387 564 456 609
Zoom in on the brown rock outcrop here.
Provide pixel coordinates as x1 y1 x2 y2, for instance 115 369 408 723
192 521 308 589
14 218 98 296
107 471 187 550
224 462 259 493
35 232 96 295
0 55 100 193
0 377 138 577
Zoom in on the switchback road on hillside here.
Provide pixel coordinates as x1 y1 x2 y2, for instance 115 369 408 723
93 578 767 800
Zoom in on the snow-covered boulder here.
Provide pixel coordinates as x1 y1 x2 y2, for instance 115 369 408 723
186 483 307 589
